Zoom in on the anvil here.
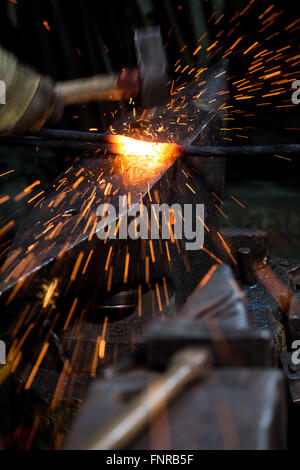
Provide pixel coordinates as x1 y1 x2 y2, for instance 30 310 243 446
0 60 228 321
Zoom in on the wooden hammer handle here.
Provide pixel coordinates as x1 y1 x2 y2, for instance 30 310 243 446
55 69 140 105
86 348 212 450
55 74 122 105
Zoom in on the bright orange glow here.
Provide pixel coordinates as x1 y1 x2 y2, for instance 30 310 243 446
109 135 180 160
107 135 180 182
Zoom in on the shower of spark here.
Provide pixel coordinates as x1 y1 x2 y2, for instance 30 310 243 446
0 1 299 448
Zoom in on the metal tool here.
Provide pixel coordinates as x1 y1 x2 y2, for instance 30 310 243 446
65 347 212 450
134 26 169 108
54 27 168 109
2 128 300 158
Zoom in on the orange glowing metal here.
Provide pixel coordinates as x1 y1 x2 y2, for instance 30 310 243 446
110 135 180 160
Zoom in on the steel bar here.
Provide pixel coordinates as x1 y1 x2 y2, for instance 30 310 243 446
0 137 96 151
0 136 112 153
30 130 300 157
0 127 299 157
1 133 300 158
34 128 114 142
176 143 300 157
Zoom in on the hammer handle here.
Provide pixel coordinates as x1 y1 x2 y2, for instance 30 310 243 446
86 348 212 450
55 74 124 105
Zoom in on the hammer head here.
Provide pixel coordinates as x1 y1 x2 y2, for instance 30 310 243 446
134 26 169 109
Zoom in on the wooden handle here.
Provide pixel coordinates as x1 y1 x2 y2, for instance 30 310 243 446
55 70 140 105
86 348 212 450
55 74 124 105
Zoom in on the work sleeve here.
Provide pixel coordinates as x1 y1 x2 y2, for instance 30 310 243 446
0 46 58 135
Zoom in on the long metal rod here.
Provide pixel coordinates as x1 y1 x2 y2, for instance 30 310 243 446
177 143 300 157
1 129 299 157
1 137 98 151
30 130 300 156
35 128 114 142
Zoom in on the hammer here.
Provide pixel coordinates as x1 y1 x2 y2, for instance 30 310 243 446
55 27 168 109
73 348 212 450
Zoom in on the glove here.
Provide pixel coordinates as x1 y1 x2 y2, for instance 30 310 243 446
0 47 64 135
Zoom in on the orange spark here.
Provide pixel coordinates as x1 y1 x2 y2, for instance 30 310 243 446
43 279 58 308
0 170 15 177
123 252 130 283
70 252 84 281
43 21 51 31
99 339 106 359
24 342 49 390
217 232 237 265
